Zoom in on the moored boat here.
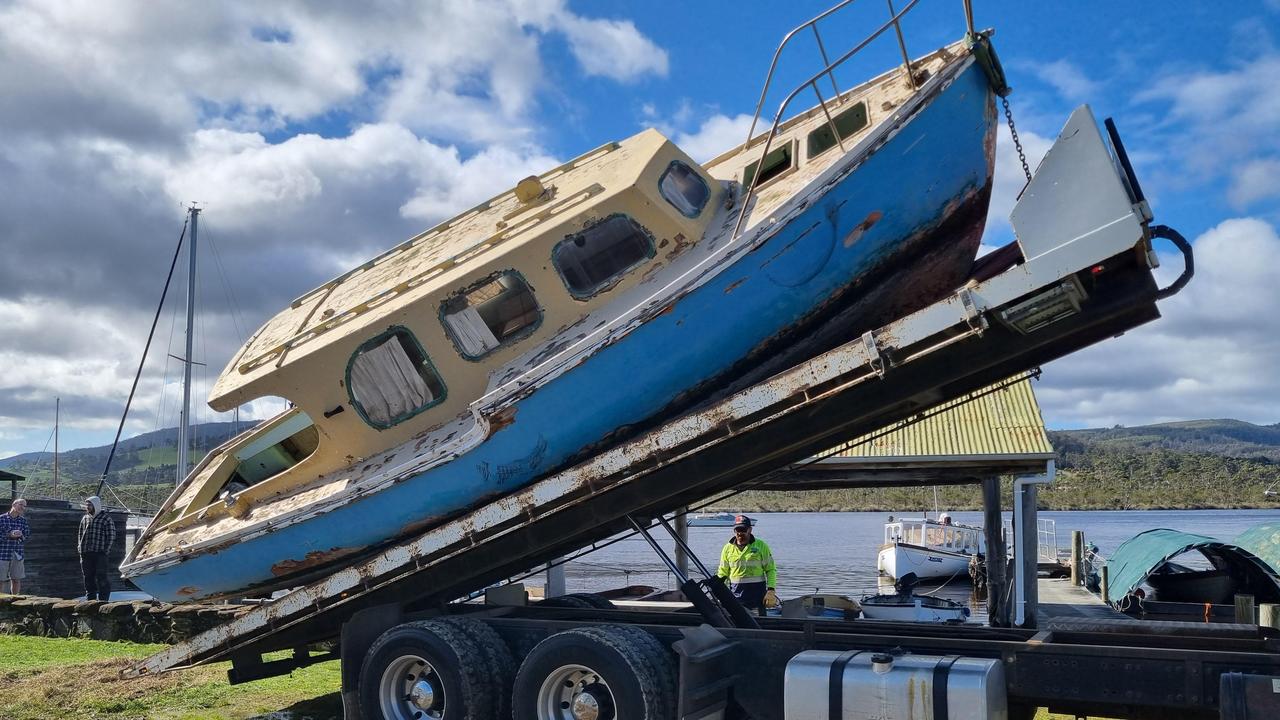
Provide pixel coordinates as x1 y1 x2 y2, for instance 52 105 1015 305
122 4 1004 602
877 513 985 581
687 511 738 527
860 572 971 622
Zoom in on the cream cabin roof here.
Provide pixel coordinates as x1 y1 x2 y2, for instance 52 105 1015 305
208 128 694 411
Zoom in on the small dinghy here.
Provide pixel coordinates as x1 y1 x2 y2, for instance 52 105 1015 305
860 573 971 623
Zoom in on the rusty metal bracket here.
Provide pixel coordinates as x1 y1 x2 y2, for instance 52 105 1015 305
957 287 988 334
861 331 886 377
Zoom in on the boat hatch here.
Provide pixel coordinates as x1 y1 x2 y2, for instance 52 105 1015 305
440 270 542 360
807 101 869 158
742 139 796 189
347 326 447 429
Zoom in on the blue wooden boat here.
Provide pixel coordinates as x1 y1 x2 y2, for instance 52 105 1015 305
122 11 1001 601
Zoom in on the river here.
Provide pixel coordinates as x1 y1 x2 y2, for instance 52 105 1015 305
558 509 1280 617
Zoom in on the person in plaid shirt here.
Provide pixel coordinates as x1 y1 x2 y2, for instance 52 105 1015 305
78 496 115 601
1 498 30 594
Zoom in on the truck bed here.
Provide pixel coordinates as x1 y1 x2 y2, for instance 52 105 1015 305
127 106 1188 679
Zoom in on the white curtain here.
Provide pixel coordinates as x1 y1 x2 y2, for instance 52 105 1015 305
443 305 499 356
350 336 433 425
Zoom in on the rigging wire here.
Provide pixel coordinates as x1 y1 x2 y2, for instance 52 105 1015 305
96 215 189 496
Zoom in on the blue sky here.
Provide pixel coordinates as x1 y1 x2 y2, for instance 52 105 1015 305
1 0 1278 461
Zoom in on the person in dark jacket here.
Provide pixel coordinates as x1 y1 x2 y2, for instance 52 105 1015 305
78 496 115 601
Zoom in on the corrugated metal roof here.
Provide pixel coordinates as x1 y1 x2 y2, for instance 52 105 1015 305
821 375 1054 460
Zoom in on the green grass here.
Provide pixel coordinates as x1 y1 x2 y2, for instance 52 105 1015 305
0 636 1126 719
0 635 341 720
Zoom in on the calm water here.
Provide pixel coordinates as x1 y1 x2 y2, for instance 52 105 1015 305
558 509 1280 617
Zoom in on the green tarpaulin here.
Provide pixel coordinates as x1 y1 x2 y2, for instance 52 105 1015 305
1235 522 1280 576
1104 528 1280 604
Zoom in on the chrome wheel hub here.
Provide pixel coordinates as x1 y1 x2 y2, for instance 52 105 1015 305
537 664 615 720
380 654 445 720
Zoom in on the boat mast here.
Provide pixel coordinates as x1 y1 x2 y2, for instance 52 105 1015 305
176 205 199 485
53 397 59 494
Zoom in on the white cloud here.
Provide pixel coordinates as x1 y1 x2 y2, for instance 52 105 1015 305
980 120 1052 247
0 0 672 458
1039 217 1280 428
557 15 669 82
1138 53 1280 212
672 113 754 164
1027 60 1098 101
1228 158 1280 208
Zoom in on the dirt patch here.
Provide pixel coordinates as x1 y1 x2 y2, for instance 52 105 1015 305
0 656 221 715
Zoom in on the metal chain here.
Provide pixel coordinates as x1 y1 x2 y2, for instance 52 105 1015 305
1002 96 1031 184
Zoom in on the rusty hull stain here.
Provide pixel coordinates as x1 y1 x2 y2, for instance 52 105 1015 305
271 547 362 577
843 210 883 247
723 278 747 294
487 406 518 436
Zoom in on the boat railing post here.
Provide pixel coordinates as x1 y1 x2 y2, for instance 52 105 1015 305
886 0 918 90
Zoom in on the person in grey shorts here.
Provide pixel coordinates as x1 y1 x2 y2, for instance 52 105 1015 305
0 498 31 594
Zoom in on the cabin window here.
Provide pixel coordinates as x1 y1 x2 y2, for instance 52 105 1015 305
659 161 710 218
347 327 446 429
554 214 656 299
441 271 541 360
742 140 794 189
807 101 869 158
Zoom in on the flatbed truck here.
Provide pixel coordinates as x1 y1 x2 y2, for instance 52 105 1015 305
125 109 1280 720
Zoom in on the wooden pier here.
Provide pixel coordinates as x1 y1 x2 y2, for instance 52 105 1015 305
1036 576 1129 623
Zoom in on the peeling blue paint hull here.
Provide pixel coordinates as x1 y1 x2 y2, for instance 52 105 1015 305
129 62 996 602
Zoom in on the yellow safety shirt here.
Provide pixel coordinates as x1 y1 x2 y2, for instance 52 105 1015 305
717 537 777 587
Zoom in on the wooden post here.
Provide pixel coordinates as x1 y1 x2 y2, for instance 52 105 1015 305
1100 566 1110 604
982 477 1007 627
1234 594 1256 625
1259 603 1280 629
1070 530 1083 586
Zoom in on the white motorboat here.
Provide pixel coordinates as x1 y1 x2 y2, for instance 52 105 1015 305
860 591 971 623
877 513 984 581
860 573 971 622
687 511 738 527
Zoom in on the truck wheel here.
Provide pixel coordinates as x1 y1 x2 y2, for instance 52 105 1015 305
438 616 516 720
512 625 675 720
359 620 493 720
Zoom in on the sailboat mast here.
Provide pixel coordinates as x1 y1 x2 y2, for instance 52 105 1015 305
177 206 199 485
53 397 59 493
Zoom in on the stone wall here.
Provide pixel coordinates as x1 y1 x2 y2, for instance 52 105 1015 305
9 498 131 598
0 594 249 644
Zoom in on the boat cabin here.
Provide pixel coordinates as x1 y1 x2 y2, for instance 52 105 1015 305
885 517 984 555
151 129 722 529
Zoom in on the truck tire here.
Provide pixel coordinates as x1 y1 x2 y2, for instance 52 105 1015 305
359 620 494 720
438 616 517 720
512 625 676 720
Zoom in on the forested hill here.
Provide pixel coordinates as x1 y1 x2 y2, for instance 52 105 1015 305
720 419 1280 512
1051 419 1280 462
0 421 251 502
